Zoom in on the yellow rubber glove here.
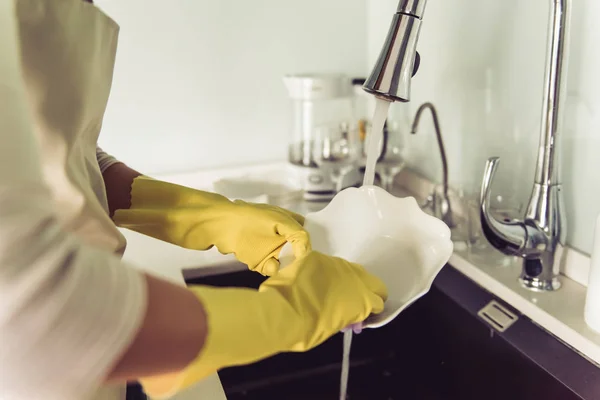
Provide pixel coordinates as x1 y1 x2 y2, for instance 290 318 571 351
140 251 388 399
114 176 310 275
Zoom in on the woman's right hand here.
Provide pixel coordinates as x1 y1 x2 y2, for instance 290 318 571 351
140 251 387 399
260 251 388 351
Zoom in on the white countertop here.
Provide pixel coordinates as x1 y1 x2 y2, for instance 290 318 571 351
121 161 600 399
450 248 600 367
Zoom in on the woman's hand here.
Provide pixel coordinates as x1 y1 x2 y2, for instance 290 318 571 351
140 251 387 399
114 176 311 275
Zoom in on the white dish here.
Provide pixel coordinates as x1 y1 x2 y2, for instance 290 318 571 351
279 185 453 329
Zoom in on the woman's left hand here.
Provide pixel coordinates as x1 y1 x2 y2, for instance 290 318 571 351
114 176 311 276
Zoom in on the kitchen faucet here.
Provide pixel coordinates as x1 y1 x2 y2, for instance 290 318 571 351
411 102 455 229
364 0 571 291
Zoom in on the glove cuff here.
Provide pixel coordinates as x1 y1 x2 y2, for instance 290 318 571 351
128 176 233 209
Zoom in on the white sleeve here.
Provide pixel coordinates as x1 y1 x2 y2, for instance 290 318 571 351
0 3 147 399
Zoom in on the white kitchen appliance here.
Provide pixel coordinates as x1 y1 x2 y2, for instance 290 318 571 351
283 74 361 201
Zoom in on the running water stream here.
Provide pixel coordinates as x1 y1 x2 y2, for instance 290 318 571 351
339 97 392 399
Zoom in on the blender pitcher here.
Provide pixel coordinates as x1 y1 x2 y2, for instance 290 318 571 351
283 74 361 201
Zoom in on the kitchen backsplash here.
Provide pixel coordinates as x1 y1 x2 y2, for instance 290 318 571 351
367 0 600 255
94 0 599 255
95 0 368 173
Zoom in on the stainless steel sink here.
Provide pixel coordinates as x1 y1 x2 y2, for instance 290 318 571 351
186 265 600 400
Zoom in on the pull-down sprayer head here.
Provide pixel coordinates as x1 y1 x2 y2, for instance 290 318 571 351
363 0 427 102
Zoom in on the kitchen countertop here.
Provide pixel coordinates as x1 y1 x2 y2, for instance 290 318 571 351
121 161 600 399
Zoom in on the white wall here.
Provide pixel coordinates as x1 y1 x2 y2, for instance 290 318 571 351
95 0 367 174
367 0 600 255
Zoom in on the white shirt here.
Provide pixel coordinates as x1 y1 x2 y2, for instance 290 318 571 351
0 0 147 398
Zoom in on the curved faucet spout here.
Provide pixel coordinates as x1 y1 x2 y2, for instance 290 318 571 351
479 158 527 255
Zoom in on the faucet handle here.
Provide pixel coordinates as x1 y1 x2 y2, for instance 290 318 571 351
480 157 526 255
480 157 500 207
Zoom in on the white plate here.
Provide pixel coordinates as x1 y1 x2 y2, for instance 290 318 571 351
280 185 453 329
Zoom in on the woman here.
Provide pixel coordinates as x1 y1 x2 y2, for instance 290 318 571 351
0 0 387 399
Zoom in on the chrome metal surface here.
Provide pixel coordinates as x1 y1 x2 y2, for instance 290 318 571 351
478 300 518 333
411 102 455 228
520 183 565 291
480 158 565 291
536 0 570 187
479 158 527 254
397 0 428 18
479 0 570 291
363 12 422 102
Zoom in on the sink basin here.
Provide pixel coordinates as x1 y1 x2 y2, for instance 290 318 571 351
186 263 600 400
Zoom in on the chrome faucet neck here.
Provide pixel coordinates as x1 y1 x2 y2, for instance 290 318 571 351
397 0 428 18
535 0 571 186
